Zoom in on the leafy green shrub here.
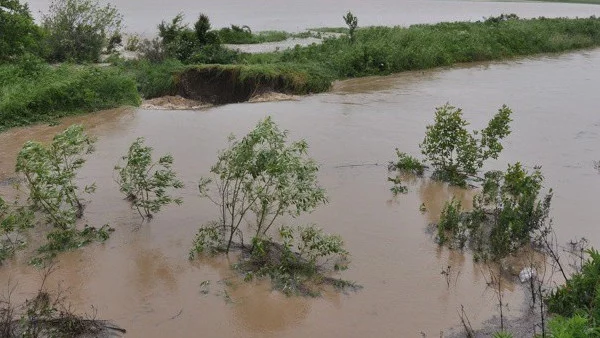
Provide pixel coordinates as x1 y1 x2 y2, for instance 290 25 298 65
437 197 464 246
0 0 44 62
236 224 350 296
42 0 123 62
157 13 222 63
547 314 600 337
194 116 327 253
547 249 600 318
434 163 552 261
192 118 354 296
389 150 425 175
115 137 184 220
16 125 96 228
420 103 512 186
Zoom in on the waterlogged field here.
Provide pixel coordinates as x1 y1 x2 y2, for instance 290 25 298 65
0 49 599 336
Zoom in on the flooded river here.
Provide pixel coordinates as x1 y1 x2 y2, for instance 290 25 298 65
1 48 599 336
25 0 600 34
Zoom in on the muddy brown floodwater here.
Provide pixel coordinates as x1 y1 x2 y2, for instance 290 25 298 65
25 0 600 34
1 49 600 337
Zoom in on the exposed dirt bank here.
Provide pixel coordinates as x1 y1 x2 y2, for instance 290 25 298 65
176 65 326 105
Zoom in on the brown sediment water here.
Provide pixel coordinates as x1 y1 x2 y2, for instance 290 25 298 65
1 49 600 336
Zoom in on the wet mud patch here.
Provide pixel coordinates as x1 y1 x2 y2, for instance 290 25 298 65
140 96 212 110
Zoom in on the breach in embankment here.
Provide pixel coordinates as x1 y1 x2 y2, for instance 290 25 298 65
4 9 600 130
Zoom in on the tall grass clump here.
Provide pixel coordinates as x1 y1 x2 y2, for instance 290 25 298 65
0 61 140 131
117 58 186 98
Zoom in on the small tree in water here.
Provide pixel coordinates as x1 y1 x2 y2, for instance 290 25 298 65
114 137 184 220
435 163 552 262
15 125 112 263
194 117 327 253
419 103 512 187
191 117 353 296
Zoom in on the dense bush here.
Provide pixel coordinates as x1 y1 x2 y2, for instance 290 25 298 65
0 0 44 62
41 0 123 62
545 249 600 336
435 163 552 261
191 117 354 295
156 13 231 63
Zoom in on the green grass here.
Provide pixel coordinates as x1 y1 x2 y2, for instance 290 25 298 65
243 16 600 79
117 58 186 99
0 62 140 132
119 16 600 100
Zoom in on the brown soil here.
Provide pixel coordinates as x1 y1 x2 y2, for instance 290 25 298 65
177 67 295 104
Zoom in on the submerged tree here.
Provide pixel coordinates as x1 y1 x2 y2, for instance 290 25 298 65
191 117 353 295
435 163 552 262
15 125 111 263
420 103 512 187
114 137 184 220
194 117 327 253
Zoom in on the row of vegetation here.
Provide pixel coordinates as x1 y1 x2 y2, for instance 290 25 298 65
0 118 355 296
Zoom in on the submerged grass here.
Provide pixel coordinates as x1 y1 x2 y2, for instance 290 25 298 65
0 62 140 132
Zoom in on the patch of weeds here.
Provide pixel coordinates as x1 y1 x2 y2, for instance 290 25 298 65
388 150 425 176
387 176 408 196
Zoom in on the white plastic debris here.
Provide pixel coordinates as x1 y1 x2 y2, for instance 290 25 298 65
519 267 537 283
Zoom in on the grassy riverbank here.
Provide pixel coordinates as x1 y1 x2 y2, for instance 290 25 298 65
0 62 140 132
131 16 600 99
3 16 600 130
